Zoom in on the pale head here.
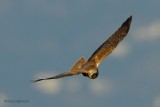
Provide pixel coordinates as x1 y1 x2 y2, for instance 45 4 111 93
88 69 99 79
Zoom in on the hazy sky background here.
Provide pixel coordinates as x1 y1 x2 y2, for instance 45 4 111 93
0 0 160 107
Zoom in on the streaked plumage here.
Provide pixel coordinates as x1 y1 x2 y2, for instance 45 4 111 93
33 16 132 83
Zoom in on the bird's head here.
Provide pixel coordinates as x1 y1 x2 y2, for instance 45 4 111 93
88 69 99 79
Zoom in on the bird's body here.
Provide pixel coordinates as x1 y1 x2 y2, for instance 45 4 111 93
33 16 132 83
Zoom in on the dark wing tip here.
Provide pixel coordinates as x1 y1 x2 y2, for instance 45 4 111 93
31 79 44 83
121 15 132 27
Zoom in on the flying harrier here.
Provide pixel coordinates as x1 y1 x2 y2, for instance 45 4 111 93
33 16 132 83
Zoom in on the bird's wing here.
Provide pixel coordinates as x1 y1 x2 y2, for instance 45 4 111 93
70 56 87 71
87 16 132 67
32 72 74 83
33 57 87 83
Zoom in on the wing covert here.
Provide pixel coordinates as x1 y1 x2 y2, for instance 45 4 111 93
70 56 87 71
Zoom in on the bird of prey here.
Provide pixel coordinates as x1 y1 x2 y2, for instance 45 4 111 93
33 16 132 83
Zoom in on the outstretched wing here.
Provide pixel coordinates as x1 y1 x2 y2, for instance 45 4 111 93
87 16 132 67
33 57 87 83
32 72 74 83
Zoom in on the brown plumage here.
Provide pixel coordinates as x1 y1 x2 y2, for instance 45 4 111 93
87 16 132 67
32 16 132 83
